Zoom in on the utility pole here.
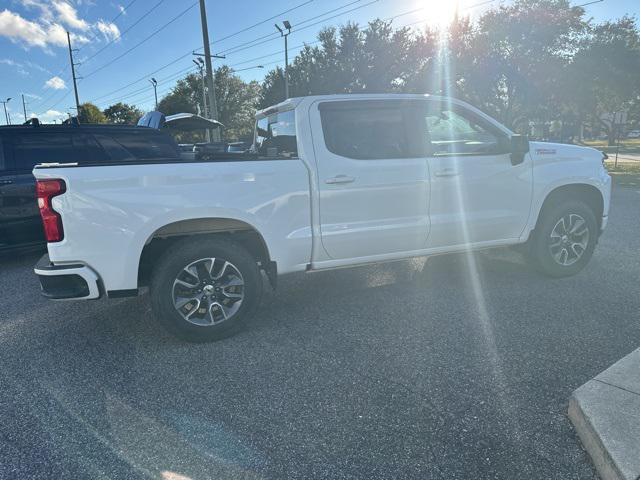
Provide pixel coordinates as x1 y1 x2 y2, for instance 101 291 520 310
0 98 10 125
66 31 81 116
198 0 220 142
149 78 158 110
275 21 292 100
192 58 208 118
21 94 28 122
193 58 210 142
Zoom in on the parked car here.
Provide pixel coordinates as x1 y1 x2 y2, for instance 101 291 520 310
227 141 251 153
0 121 181 252
627 130 640 139
33 94 611 342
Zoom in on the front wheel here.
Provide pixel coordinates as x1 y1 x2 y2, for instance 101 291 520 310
528 200 598 278
150 237 263 342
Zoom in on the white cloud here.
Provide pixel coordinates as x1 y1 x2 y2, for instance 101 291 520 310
0 58 51 77
0 9 49 47
52 1 89 31
46 22 90 46
96 20 119 41
32 109 66 123
45 75 66 89
0 58 28 75
0 4 91 50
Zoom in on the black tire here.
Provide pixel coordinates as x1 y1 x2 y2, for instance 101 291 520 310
528 200 598 278
150 237 263 342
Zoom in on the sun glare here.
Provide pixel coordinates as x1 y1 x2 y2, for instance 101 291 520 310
416 0 460 28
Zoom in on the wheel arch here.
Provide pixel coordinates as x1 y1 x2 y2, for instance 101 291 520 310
137 217 275 288
533 183 605 233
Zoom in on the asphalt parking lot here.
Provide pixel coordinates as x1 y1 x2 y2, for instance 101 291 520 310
1 186 638 480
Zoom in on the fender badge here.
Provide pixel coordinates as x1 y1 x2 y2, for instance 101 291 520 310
535 148 556 155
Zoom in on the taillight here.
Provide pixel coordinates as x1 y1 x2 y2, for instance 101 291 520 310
36 179 66 242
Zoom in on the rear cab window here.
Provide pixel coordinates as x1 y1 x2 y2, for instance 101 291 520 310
95 131 180 162
9 128 180 170
254 110 298 158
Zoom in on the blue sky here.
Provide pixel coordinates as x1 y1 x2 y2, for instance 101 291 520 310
0 0 638 123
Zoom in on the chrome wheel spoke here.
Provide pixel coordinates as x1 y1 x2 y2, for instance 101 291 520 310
548 213 590 267
213 261 233 280
208 302 228 324
569 217 585 234
172 257 245 327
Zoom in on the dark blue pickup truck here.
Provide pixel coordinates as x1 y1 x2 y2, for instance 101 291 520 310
0 122 182 253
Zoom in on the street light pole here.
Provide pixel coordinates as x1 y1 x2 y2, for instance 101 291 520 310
1 98 11 125
275 21 292 100
149 78 158 110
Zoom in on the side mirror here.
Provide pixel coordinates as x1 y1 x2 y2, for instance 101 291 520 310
510 134 529 166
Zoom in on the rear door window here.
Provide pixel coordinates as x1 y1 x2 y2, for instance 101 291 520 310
319 101 424 159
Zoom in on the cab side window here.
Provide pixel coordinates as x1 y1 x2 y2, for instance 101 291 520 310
424 103 507 156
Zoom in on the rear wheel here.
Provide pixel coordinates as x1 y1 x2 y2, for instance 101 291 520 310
150 237 263 342
528 200 598 278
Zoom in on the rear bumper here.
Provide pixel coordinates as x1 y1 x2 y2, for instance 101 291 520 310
34 254 101 300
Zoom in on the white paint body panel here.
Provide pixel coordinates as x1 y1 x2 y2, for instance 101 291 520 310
35 161 312 290
33 94 611 294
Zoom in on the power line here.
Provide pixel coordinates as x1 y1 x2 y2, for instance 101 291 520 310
575 0 604 6
215 0 372 57
81 0 166 64
94 65 198 107
83 1 199 78
82 0 141 46
111 0 139 24
33 1 141 111
84 0 326 103
215 0 314 45
85 0 381 108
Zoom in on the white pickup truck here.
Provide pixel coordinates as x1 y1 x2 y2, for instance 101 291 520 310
33 94 611 341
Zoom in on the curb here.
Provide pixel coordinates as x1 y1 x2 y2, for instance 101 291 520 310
568 348 640 480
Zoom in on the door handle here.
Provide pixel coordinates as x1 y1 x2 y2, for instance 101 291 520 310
434 169 460 178
0 179 13 185
325 175 355 185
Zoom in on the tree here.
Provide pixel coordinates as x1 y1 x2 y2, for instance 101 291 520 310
260 21 432 107
460 0 586 129
570 16 640 144
214 66 261 141
78 102 106 123
103 102 143 124
158 67 261 141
